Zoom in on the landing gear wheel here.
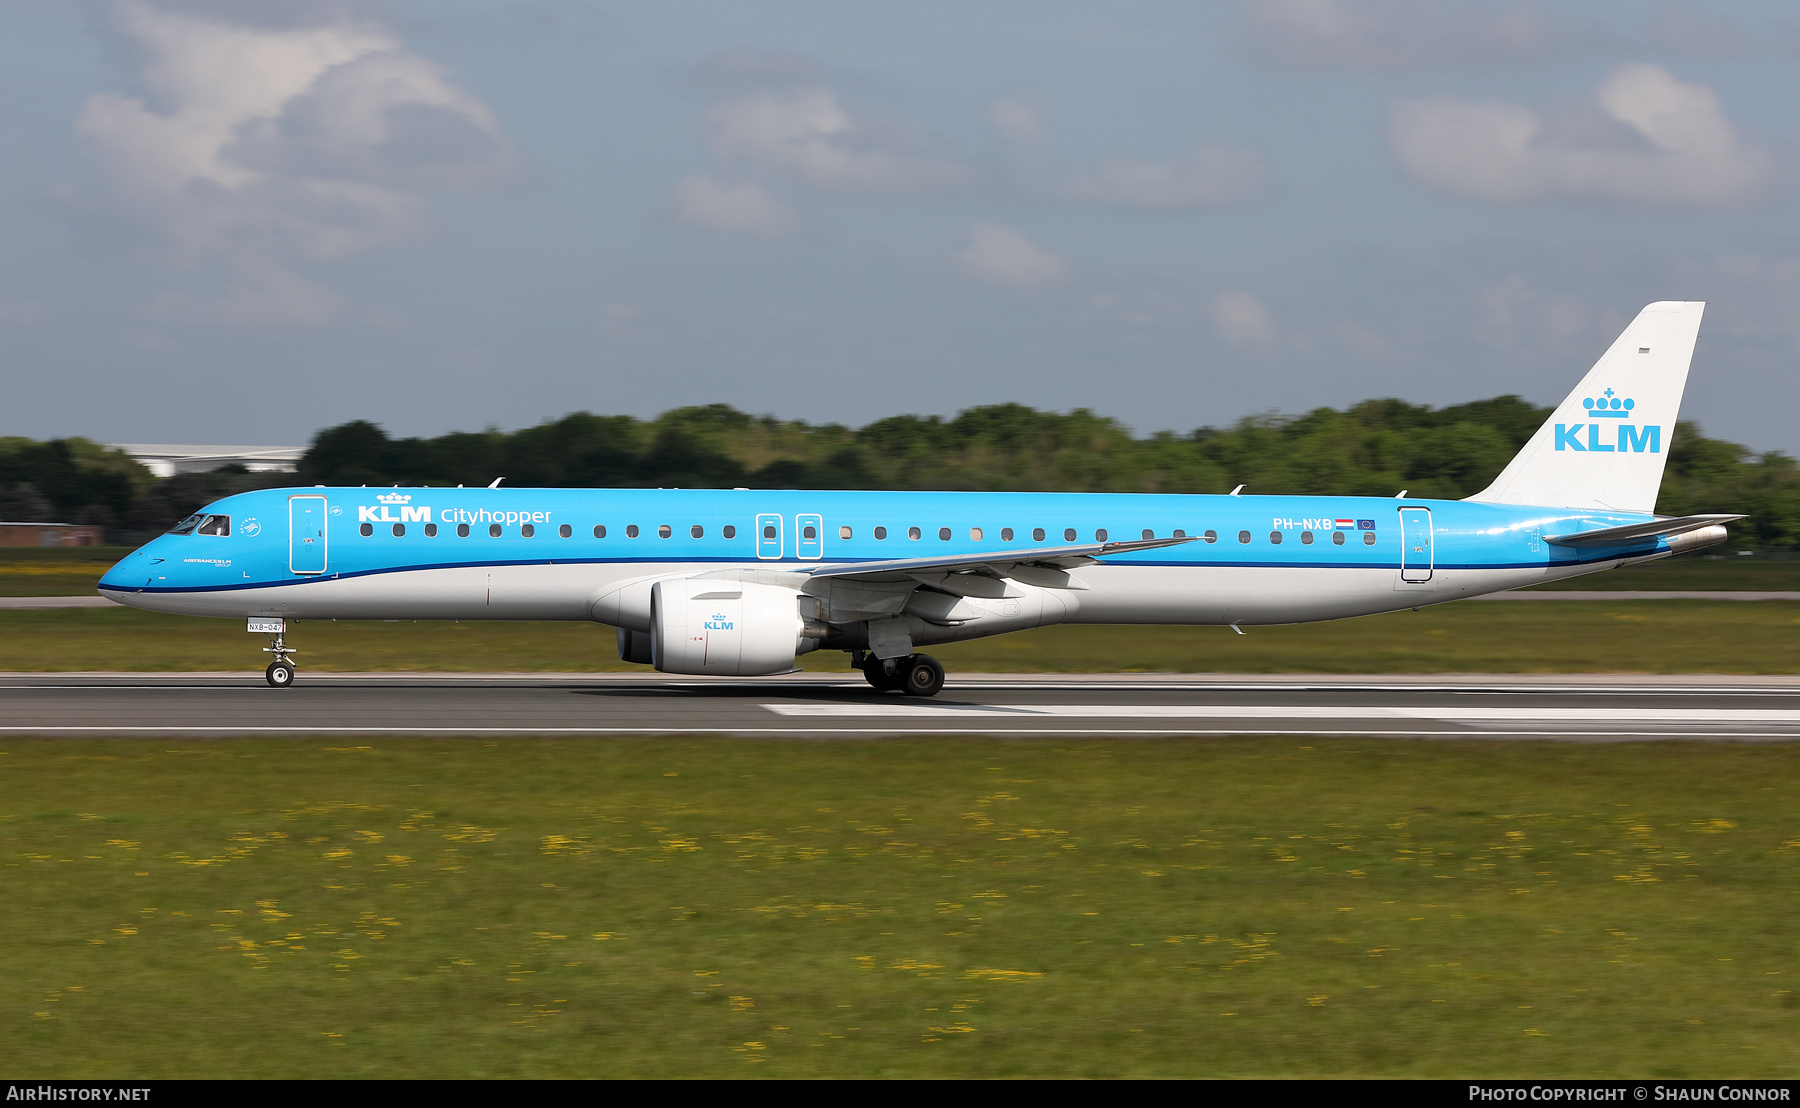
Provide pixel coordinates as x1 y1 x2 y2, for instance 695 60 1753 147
266 661 296 688
901 654 945 697
864 657 904 691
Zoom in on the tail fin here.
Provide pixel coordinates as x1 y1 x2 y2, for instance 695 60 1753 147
1467 301 1704 513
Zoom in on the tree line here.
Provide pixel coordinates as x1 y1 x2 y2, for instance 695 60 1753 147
5 398 1800 548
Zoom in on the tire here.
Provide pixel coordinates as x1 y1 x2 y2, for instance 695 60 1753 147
901 654 945 697
266 661 296 688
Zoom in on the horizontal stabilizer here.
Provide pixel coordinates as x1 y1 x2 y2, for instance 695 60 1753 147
1544 513 1744 548
805 534 1197 584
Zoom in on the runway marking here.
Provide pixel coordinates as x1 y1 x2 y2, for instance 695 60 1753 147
0 726 1795 740
761 703 1800 725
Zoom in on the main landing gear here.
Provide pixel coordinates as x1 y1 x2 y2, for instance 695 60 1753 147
853 651 946 697
263 628 297 688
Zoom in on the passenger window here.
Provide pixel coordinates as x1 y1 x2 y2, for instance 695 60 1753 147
908 527 921 540
457 523 471 538
970 528 982 541
521 523 535 538
1237 530 1250 544
723 525 736 539
1301 531 1313 545
938 527 951 541
691 525 704 539
425 523 439 537
1174 529 1186 538
1001 528 1014 542
762 524 776 539
1362 531 1376 545
1033 528 1045 542
559 524 572 538
1095 529 1108 542
359 522 373 537
392 523 405 537
840 526 852 540
197 515 230 537
167 513 204 535
594 524 607 538
1203 530 1217 544
803 525 817 540
1142 529 1154 540
1269 531 1283 544
875 526 887 539
626 525 640 538
658 525 672 538
489 524 502 538
1332 531 1345 545
1064 529 1076 542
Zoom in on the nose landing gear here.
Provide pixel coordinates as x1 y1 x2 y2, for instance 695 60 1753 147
262 628 297 688
852 650 945 697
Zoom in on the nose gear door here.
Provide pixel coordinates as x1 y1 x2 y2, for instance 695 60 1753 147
755 513 782 560
289 495 328 575
1399 506 1433 583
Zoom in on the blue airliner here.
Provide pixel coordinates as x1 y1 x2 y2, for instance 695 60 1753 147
100 302 1740 695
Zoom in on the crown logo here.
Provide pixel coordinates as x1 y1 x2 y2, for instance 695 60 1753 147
376 492 413 504
1582 388 1634 419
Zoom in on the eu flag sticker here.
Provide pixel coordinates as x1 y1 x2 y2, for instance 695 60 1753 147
1357 519 1376 530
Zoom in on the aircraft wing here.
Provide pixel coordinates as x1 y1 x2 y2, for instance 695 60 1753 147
1543 513 1745 548
805 534 1199 590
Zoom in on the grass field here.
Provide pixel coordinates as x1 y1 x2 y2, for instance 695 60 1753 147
3 547 1798 597
3 736 1795 1078
3 599 1799 674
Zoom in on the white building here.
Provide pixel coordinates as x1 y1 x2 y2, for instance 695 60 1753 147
108 444 305 479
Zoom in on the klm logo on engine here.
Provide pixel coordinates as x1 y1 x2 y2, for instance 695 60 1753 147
358 492 431 523
704 611 734 631
1554 389 1660 454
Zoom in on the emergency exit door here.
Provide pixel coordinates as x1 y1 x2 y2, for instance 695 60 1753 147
755 513 782 560
796 513 823 559
1399 506 1433 583
289 495 328 575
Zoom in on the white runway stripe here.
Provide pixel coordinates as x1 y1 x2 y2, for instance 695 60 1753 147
761 703 1800 724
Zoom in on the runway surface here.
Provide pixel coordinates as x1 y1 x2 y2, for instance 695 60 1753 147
5 671 1800 740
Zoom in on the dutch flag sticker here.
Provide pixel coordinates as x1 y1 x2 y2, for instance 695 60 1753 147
1334 519 1354 529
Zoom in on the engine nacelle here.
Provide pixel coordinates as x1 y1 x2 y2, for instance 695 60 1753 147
650 579 807 676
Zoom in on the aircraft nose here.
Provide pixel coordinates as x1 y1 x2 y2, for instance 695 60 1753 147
98 548 150 592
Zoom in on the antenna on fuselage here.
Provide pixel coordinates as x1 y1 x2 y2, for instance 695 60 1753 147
1229 485 1245 496
487 477 504 488
1395 489 1408 498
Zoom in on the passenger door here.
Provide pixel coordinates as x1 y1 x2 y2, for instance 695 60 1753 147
1399 506 1433 584
795 513 823 560
289 495 328 575
755 513 783 560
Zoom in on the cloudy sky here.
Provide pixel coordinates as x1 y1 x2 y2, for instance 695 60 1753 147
4 1 1799 453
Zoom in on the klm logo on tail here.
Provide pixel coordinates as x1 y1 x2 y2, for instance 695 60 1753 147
1554 390 1660 454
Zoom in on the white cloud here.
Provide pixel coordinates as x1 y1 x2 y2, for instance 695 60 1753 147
74 1 509 262
706 85 973 195
955 223 1069 290
672 176 798 237
1066 145 1267 210
1212 291 1278 344
1243 0 1554 70
988 92 1048 148
1389 63 1771 206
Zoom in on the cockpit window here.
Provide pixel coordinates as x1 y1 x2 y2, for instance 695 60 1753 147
197 515 230 537
168 513 205 535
